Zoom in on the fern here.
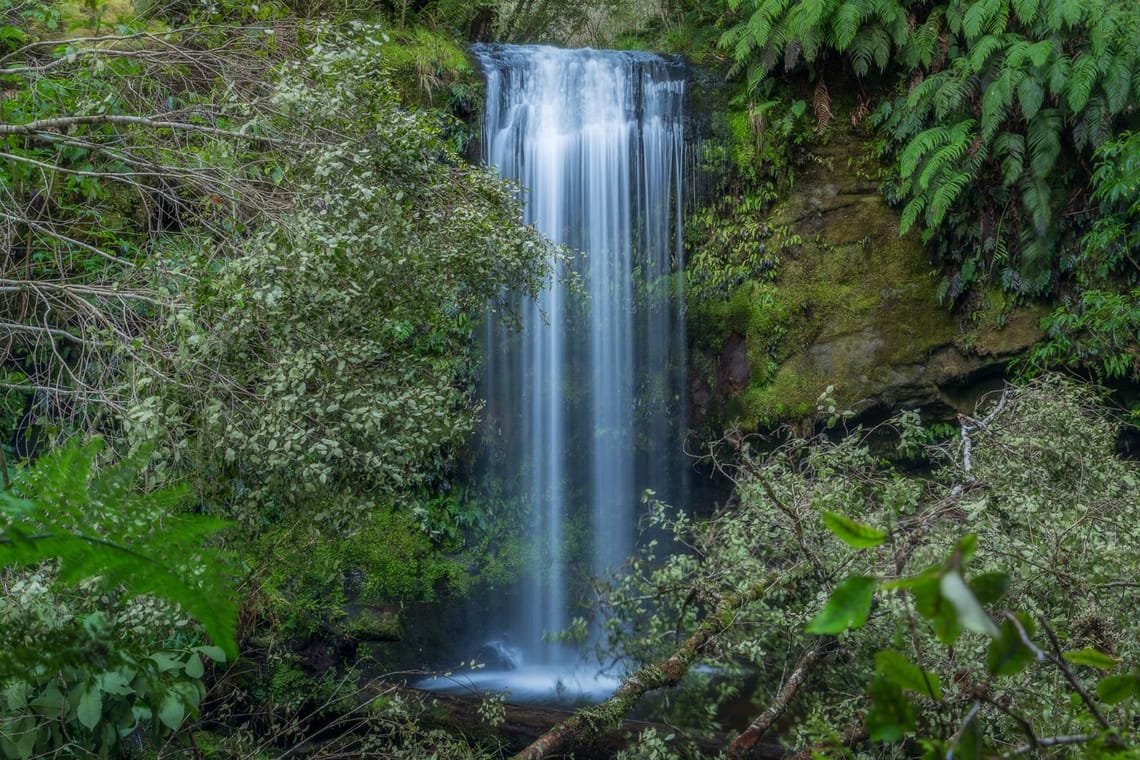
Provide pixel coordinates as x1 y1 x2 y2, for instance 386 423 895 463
1011 0 1041 25
0 439 237 663
830 0 864 49
1019 172 1054 236
1016 74 1045 119
1068 52 1100 111
967 33 1005 72
1026 108 1062 177
962 0 1003 40
1047 0 1083 29
929 170 975 226
1103 57 1132 113
994 131 1027 184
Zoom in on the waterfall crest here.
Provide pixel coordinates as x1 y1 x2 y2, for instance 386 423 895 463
474 44 688 671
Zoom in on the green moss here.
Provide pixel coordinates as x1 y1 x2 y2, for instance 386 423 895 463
689 127 969 430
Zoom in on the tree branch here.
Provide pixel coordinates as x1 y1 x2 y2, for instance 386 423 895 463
727 640 830 759
0 114 283 144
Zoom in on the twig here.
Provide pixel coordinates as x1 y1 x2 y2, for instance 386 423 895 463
1039 618 1113 732
1000 733 1097 757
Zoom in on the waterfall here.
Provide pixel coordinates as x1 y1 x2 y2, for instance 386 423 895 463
473 44 688 674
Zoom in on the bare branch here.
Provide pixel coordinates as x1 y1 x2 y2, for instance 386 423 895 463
727 640 830 759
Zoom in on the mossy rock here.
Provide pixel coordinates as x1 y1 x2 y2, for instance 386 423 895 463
689 124 1046 431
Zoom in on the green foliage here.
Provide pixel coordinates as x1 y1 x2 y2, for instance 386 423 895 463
1026 131 1140 386
129 22 548 533
0 438 235 758
598 377 1139 755
718 0 1140 301
0 438 236 665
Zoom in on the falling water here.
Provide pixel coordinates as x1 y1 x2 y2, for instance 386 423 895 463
451 44 687 694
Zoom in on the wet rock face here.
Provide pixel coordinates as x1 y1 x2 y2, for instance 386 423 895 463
719 333 750 394
690 122 1045 431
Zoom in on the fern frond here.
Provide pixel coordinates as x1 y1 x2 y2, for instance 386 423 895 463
899 120 974 178
1016 74 1045 119
830 0 864 49
1067 53 1099 111
900 194 927 233
1073 95 1111 150
1019 173 1054 237
929 170 974 227
934 72 979 120
1103 57 1132 114
905 11 944 68
1026 108 1062 177
962 0 1002 40
1012 0 1041 25
918 127 974 189
995 131 1027 185
1046 0 1083 30
1047 53 1072 98
967 34 1005 72
0 438 238 659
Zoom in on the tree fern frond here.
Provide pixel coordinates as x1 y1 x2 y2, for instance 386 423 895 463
1012 0 1041 25
995 131 1027 184
1016 74 1045 119
1027 108 1062 177
1067 53 1099 111
830 0 864 49
967 34 1005 72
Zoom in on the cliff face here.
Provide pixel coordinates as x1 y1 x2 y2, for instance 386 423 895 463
688 122 1045 432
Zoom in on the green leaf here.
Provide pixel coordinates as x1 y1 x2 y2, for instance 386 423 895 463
1063 648 1119 670
866 676 918 742
987 615 1037 676
968 572 1010 605
184 653 205 679
1096 673 1138 704
910 571 962 644
822 511 887 549
806 575 877 634
96 672 135 697
77 686 102 731
193 645 228 664
940 570 999 637
149 652 184 673
875 650 942 700
29 686 65 719
157 693 186 731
